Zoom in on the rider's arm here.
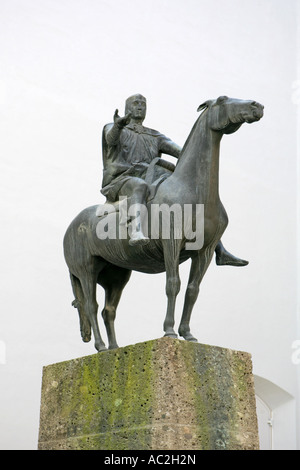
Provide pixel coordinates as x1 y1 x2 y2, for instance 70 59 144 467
105 110 132 147
159 137 182 159
105 122 123 147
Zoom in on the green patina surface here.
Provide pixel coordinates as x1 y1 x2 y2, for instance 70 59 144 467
39 340 156 450
38 338 258 450
167 341 232 449
152 340 257 450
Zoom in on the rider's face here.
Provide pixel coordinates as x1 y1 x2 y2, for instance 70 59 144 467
129 99 146 121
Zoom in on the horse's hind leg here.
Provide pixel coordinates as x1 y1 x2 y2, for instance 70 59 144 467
98 265 132 350
70 272 91 342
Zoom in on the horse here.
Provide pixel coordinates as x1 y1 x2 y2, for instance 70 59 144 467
63 96 264 352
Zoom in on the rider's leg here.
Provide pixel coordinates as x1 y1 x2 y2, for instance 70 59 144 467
118 177 150 246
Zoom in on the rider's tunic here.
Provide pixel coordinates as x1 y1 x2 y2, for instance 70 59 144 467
101 123 181 202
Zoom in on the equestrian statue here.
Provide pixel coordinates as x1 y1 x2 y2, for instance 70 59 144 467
63 94 264 351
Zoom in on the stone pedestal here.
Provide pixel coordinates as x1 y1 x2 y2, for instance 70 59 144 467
38 337 259 450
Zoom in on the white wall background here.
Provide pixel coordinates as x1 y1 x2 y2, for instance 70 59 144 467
0 0 298 449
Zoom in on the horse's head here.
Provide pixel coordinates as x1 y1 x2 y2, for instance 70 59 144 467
197 96 264 134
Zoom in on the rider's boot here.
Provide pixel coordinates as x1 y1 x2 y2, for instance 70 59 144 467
215 240 249 267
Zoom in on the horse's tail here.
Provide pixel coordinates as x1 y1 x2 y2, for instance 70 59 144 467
69 272 91 343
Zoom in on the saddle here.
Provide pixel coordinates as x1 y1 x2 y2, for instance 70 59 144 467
144 157 175 200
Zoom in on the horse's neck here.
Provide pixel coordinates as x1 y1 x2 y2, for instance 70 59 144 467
173 114 222 205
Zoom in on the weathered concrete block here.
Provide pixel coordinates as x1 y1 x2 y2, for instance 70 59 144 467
38 337 259 450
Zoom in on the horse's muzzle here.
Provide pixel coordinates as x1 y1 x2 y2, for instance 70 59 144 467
252 102 264 121
245 103 264 123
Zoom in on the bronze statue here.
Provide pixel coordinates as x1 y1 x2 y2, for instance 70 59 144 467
63 95 264 352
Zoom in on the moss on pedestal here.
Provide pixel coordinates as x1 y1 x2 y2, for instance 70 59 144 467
38 338 259 450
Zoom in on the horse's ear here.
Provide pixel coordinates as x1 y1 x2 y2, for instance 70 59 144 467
216 95 228 105
197 100 212 112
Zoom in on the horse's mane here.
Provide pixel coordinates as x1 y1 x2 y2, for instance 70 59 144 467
178 105 209 159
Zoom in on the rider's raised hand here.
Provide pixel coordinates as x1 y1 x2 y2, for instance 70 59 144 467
113 109 132 128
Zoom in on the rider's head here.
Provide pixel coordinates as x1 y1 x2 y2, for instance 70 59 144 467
125 94 147 122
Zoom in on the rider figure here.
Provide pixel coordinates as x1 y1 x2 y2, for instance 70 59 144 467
101 94 181 245
101 94 248 265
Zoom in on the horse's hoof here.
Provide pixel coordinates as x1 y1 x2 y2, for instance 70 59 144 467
95 343 107 352
179 330 198 342
186 336 198 343
183 334 198 342
164 333 178 339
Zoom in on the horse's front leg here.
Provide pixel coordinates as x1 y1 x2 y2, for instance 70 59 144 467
178 245 215 341
162 240 181 339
